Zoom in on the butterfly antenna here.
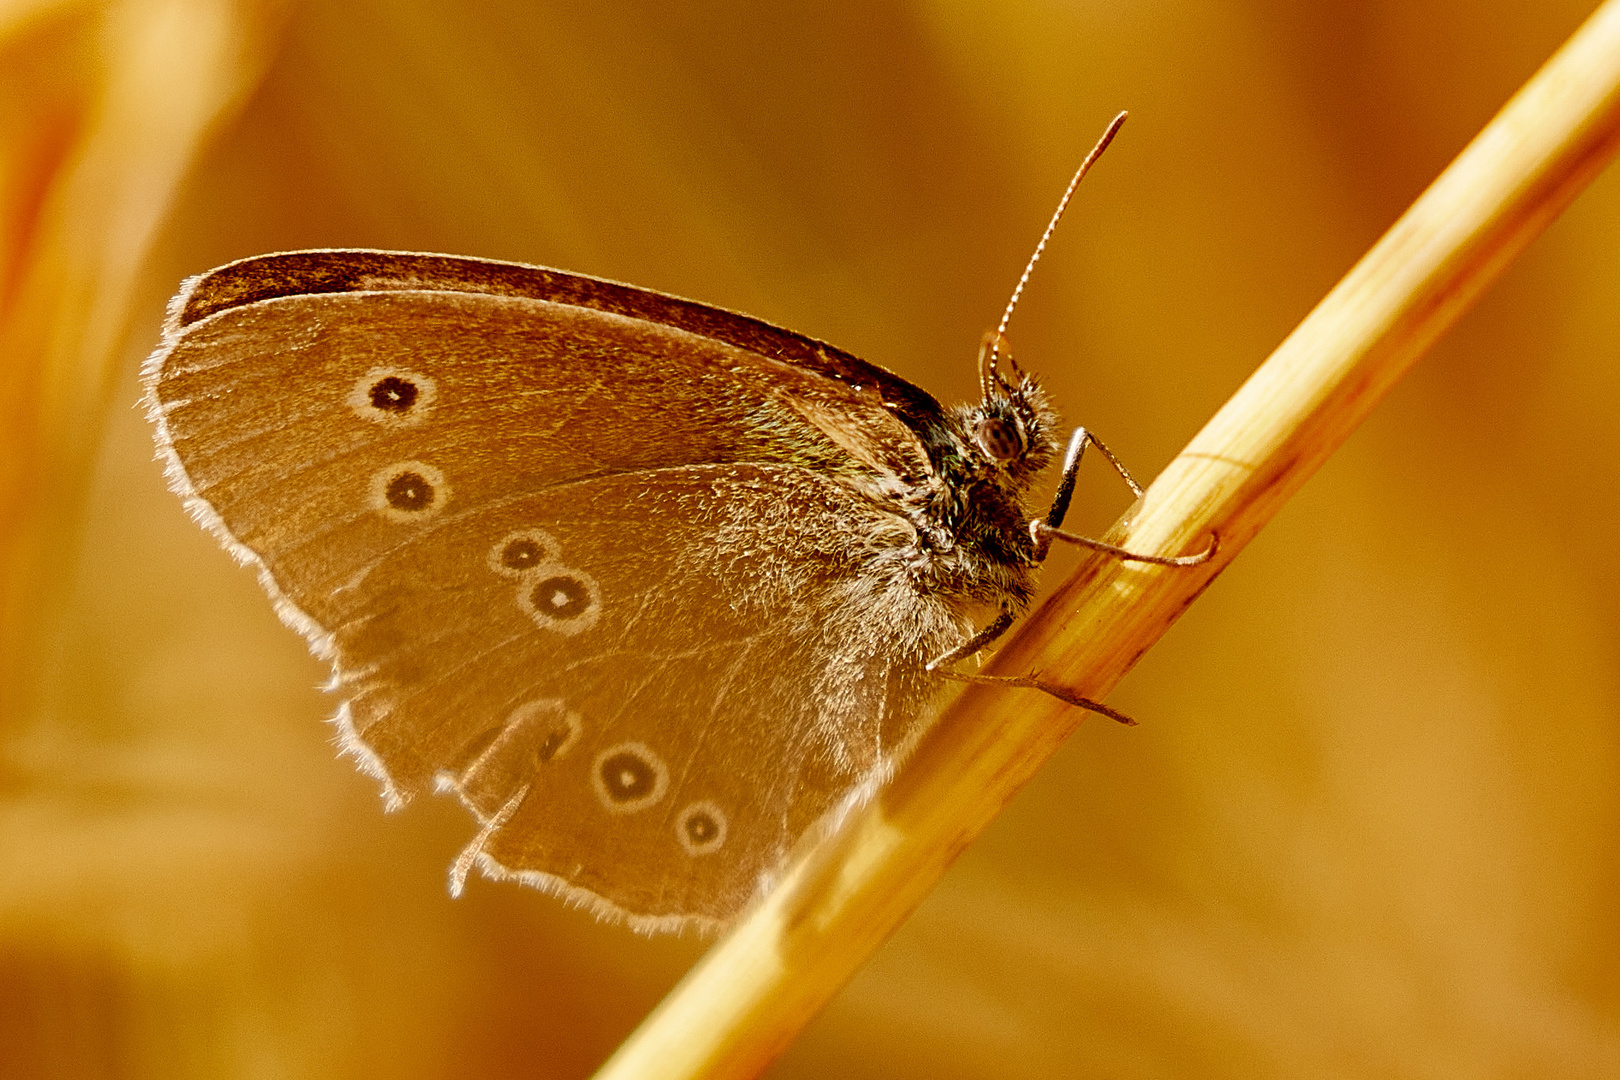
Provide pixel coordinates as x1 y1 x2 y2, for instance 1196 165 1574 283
986 110 1128 391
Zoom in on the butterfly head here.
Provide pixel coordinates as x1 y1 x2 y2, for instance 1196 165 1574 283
926 347 1059 587
962 333 1058 487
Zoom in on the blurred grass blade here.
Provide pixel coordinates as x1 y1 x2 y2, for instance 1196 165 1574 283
0 0 288 725
595 1 1620 1077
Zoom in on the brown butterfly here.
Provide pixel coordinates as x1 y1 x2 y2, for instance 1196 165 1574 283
142 114 1206 933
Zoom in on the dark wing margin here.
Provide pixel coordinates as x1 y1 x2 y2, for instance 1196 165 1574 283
167 249 946 430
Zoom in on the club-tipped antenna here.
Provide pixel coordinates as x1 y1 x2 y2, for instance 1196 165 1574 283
982 110 1127 397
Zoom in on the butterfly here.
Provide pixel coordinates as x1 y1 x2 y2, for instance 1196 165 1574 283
142 114 1206 933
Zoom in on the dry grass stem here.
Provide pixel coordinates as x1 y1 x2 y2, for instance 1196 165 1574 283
605 3 1620 1077
0 0 284 722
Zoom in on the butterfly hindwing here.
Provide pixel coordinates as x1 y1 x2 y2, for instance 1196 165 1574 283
370 464 930 926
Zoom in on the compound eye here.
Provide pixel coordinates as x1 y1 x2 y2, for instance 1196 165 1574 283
975 416 1024 462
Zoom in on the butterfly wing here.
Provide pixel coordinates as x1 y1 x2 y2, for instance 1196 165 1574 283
145 252 965 929
336 462 938 927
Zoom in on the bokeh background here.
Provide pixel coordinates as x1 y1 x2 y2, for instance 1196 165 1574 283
3 0 1618 1076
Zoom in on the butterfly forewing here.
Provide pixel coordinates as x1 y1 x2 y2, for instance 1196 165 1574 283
146 257 963 929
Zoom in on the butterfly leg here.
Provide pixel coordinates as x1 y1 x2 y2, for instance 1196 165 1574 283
925 609 1016 671
926 609 1137 725
1032 426 1217 566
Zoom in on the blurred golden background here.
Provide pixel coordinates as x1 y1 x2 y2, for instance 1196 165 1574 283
3 0 1617 1076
